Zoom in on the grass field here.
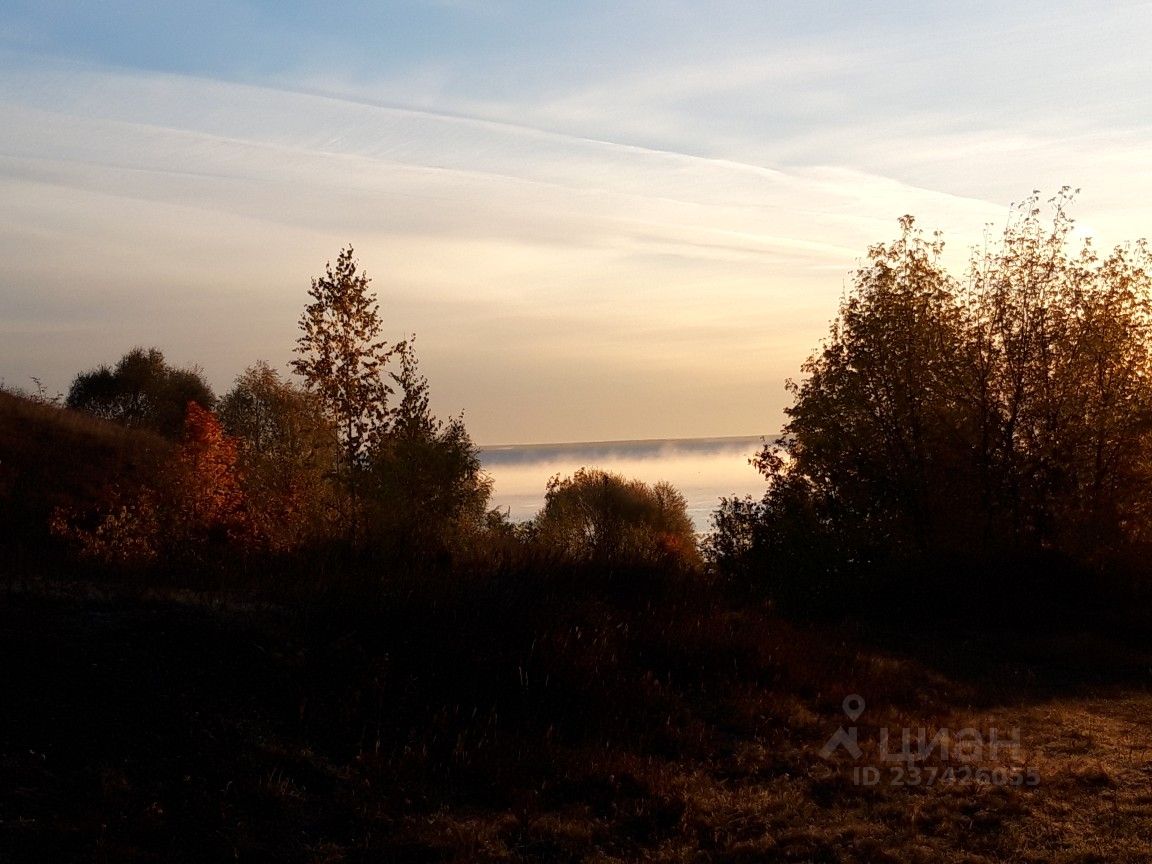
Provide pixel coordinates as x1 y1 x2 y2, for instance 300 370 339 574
2 584 1149 863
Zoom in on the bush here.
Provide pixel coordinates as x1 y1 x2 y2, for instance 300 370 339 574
534 468 700 571
67 347 215 439
219 362 340 552
52 402 254 574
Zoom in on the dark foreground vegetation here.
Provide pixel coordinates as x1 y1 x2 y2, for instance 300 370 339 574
3 193 1152 862
4 572 1152 863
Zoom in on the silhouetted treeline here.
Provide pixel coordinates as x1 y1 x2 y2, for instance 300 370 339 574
709 190 1152 623
9 195 1152 629
15 246 699 596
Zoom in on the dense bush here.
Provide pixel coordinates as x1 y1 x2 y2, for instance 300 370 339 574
66 347 215 438
219 362 340 552
534 467 700 571
51 402 253 572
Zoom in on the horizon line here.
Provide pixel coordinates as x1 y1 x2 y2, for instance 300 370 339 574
477 433 775 451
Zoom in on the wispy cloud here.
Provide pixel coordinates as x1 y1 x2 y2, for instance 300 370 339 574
2 0 1151 441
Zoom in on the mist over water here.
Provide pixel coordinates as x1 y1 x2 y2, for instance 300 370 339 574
479 436 769 532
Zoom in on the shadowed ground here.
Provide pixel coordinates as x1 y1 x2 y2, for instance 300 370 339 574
2 587 1149 863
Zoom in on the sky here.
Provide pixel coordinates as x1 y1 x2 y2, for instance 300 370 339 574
2 1 1151 444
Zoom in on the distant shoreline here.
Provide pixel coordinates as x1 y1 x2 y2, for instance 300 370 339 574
478 434 771 453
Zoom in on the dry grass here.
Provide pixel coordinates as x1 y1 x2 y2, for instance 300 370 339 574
2 587 1150 863
367 693 1152 863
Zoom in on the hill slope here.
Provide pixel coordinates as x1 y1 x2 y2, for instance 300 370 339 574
0 391 170 567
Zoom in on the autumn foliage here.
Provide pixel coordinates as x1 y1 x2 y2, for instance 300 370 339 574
53 401 254 567
218 362 339 553
709 190 1152 616
168 402 251 550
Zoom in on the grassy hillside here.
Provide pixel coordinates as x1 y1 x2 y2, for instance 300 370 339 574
0 391 170 573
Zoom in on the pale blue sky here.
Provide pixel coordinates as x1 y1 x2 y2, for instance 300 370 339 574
2 1 1151 442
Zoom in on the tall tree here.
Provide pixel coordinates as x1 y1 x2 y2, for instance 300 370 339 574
367 340 492 560
710 191 1152 615
769 215 967 556
961 190 1152 553
291 246 399 540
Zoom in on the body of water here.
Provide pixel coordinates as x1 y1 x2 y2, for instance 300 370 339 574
478 436 770 532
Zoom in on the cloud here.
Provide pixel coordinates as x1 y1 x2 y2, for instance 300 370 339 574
3 37 1149 441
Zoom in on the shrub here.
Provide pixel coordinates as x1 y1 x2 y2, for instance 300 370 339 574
52 402 254 571
66 347 215 439
534 468 700 571
219 362 340 552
